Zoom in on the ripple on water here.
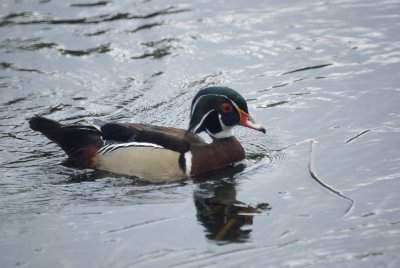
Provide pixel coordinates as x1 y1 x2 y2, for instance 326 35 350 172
0 6 191 26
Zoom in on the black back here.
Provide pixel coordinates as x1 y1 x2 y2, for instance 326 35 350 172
97 121 205 153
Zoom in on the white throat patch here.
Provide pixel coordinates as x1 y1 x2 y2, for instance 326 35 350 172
207 127 234 139
206 114 234 139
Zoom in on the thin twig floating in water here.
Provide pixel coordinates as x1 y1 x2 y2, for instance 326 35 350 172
346 129 371 143
281 64 332 75
346 126 400 144
308 140 354 215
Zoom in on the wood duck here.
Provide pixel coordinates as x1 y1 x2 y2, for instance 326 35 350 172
29 86 265 181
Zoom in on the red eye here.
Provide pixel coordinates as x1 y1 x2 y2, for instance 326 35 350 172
221 103 233 113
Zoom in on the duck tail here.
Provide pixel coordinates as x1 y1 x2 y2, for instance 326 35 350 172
29 116 104 168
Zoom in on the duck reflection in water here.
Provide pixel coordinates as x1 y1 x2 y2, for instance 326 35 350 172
194 166 271 242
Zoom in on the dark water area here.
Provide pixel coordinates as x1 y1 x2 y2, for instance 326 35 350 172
1 0 400 267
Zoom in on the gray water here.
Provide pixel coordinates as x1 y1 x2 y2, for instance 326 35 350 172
1 0 400 267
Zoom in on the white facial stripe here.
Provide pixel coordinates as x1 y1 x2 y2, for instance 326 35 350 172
190 95 204 116
191 94 239 116
192 109 214 133
229 99 240 112
216 114 235 138
205 114 234 139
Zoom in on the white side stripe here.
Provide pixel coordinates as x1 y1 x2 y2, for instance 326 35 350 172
184 151 192 176
98 142 163 156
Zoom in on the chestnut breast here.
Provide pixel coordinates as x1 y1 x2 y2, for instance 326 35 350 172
190 137 245 177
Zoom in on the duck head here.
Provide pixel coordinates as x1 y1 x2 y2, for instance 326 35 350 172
188 86 266 139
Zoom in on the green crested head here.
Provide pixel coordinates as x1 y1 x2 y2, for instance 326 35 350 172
188 86 265 139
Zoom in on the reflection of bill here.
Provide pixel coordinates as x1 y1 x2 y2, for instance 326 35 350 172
194 180 271 243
